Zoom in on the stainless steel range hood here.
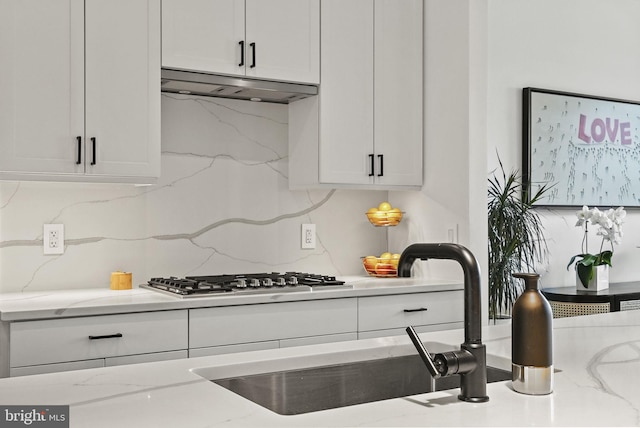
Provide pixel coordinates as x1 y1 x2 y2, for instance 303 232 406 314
161 68 318 104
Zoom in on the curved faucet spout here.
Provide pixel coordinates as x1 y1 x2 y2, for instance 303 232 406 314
398 243 482 344
399 243 488 402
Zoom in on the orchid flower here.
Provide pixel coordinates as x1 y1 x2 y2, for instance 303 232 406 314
568 205 626 288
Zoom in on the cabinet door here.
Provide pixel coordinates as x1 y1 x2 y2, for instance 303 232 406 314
85 0 160 179
162 0 245 75
373 0 423 186
245 0 319 84
318 0 374 185
0 0 84 175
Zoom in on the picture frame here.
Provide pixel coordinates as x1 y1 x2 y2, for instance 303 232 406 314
522 87 640 208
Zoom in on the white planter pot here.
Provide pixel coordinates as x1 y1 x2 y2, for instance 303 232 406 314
576 265 609 291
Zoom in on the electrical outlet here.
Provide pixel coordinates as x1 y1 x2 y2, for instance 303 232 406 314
301 224 316 249
43 224 64 255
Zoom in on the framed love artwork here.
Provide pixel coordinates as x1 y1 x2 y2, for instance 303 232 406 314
522 87 640 208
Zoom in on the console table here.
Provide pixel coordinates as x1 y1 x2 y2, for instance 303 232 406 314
541 281 640 318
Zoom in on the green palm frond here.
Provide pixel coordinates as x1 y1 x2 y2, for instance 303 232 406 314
488 155 551 320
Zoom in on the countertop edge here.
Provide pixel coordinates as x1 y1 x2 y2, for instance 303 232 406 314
0 277 464 321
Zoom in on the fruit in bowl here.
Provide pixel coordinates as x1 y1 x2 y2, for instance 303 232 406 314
362 252 401 277
366 202 403 226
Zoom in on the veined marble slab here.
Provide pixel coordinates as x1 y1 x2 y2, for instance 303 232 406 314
0 310 639 426
0 94 390 294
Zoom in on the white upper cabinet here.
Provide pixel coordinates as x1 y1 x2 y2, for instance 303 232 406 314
162 0 319 84
0 1 84 176
161 0 244 77
84 0 161 180
0 0 161 183
373 0 423 187
289 0 423 189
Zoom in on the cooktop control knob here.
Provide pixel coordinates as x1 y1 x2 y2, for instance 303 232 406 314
275 277 286 286
288 276 298 285
262 278 273 287
249 278 260 288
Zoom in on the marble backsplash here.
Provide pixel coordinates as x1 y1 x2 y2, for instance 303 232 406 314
0 94 387 293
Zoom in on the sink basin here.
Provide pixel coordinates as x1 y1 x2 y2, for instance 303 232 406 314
210 353 511 415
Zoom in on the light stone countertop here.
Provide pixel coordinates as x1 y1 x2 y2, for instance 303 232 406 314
1 309 640 427
0 276 463 321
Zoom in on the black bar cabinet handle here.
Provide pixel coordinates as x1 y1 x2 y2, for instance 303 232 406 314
90 137 96 165
250 42 256 68
88 333 123 340
378 154 384 176
238 40 245 67
404 307 428 313
368 154 375 176
76 136 82 165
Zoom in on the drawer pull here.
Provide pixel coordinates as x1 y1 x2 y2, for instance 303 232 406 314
76 136 82 164
88 333 123 340
404 307 428 313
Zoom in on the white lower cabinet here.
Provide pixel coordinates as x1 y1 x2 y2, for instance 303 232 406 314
4 290 463 377
8 310 188 376
189 291 462 355
189 298 358 353
357 291 464 339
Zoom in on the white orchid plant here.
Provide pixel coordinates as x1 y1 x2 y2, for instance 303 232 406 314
567 205 626 287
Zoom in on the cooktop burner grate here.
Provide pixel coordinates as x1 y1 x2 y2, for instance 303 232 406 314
142 272 350 298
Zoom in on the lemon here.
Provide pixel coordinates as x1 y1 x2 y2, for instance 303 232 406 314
380 252 392 260
390 254 401 267
378 201 392 211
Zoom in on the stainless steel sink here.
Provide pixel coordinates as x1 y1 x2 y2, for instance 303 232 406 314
211 353 511 415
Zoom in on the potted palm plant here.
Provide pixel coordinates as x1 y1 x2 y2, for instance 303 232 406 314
488 157 550 321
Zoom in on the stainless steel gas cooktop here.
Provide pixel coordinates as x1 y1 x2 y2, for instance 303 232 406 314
141 272 351 298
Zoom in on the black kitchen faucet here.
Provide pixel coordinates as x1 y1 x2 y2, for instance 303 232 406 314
399 243 489 402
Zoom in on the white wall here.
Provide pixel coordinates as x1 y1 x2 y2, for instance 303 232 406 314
390 0 489 318
487 0 640 287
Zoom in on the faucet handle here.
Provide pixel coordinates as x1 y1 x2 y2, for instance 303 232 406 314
406 326 442 378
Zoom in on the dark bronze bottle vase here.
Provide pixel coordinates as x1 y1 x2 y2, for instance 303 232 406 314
511 272 553 395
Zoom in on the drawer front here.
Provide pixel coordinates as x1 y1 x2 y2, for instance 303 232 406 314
358 291 463 332
189 298 358 349
10 310 188 367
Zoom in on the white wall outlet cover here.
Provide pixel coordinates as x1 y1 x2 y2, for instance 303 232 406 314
43 224 64 255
